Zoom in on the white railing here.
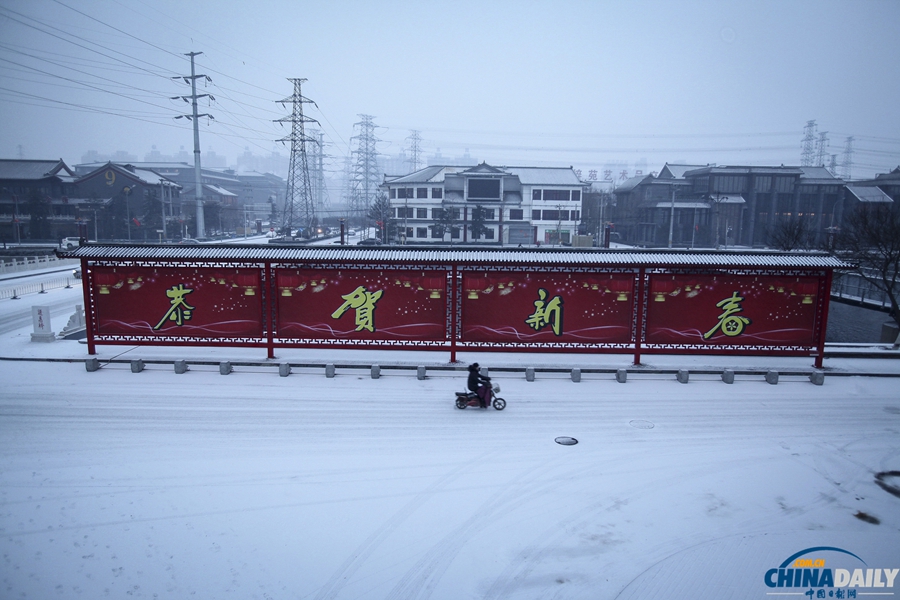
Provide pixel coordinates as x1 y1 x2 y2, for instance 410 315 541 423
0 255 79 275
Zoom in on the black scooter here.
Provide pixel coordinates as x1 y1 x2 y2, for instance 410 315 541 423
455 381 506 410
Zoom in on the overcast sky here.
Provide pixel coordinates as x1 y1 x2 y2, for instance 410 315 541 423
1 0 898 180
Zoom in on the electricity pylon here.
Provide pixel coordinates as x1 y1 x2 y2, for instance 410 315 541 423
275 78 318 238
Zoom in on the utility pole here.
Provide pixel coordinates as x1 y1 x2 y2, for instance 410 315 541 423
172 51 214 238
667 185 676 248
275 78 318 239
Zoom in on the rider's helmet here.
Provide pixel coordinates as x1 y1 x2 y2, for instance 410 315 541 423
468 362 480 372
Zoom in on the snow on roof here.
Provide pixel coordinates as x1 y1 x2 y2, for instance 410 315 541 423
59 244 852 269
846 185 893 203
0 159 73 180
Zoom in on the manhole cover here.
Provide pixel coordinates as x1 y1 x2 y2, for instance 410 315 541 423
555 436 578 446
629 420 655 429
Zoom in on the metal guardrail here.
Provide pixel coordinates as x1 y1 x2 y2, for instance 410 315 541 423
831 270 898 309
0 277 79 300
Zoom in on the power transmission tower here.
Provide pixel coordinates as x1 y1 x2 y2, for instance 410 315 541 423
308 129 329 220
800 120 817 167
840 136 854 180
406 130 423 173
275 78 318 239
814 131 829 167
172 51 214 238
349 114 381 230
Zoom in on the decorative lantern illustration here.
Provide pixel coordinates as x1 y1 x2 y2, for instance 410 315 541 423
278 273 301 297
94 271 120 295
650 277 676 302
423 276 445 299
606 277 633 302
234 273 258 296
796 280 818 304
464 275 491 299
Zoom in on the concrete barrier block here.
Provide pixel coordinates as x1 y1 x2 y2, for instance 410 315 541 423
85 358 99 372
616 368 627 383
722 369 735 384
130 359 144 373
417 365 426 380
766 370 779 385
571 368 581 382
279 362 291 377
370 365 380 379
219 361 232 375
174 360 188 374
677 369 689 384
525 367 535 382
326 364 336 378
809 371 825 386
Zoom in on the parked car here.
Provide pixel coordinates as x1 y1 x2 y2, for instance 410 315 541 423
61 237 89 249
357 238 382 246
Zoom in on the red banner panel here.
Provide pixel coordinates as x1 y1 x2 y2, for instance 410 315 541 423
461 272 635 343
275 268 447 341
91 266 263 338
644 274 820 346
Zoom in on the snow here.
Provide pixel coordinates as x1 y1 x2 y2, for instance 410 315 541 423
1 268 899 599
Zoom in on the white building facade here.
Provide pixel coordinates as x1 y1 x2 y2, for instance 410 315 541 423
381 163 586 245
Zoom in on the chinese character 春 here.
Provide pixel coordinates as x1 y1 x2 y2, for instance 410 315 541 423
703 291 751 339
153 284 194 330
525 288 563 335
331 285 384 332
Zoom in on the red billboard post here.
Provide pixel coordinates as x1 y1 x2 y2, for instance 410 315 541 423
274 268 448 346
88 265 264 343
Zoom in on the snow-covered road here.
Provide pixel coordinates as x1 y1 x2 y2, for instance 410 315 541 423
2 349 898 599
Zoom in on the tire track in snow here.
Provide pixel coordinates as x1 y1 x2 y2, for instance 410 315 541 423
312 451 490 600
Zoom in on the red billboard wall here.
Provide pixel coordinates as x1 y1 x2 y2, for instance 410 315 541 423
643 273 821 347
90 266 263 338
461 271 635 344
275 268 447 341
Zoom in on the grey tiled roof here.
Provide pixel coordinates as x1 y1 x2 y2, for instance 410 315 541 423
59 244 852 269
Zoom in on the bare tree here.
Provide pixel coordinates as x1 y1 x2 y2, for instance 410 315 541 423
835 204 900 344
769 216 815 251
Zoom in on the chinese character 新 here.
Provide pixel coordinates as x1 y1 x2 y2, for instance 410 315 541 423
154 284 195 330
703 291 751 339
331 285 384 332
525 288 564 336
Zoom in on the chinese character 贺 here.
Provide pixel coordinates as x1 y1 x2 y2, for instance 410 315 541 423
331 285 384 332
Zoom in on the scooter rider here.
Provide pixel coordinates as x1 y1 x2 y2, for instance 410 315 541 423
467 363 491 408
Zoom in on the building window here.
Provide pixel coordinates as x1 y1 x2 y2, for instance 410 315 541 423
532 189 542 201
559 210 570 220
509 209 523 220
484 228 495 239
532 209 541 220
432 187 442 198
397 187 414 199
432 208 443 219
468 178 500 200
416 227 427 238
571 190 580 201
451 228 460 239
417 188 428 198
431 227 442 238
542 209 559 220
390 188 396 199
482 209 495 220
397 207 414 218
543 189 569 201
416 208 427 219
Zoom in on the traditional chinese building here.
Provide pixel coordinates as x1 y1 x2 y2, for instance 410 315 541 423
611 164 851 248
0 159 79 243
381 163 587 246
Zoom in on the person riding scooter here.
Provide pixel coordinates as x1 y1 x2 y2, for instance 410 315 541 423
467 363 491 408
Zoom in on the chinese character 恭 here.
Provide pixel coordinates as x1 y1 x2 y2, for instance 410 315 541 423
525 288 563 335
153 283 194 330
703 291 751 339
331 285 383 332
